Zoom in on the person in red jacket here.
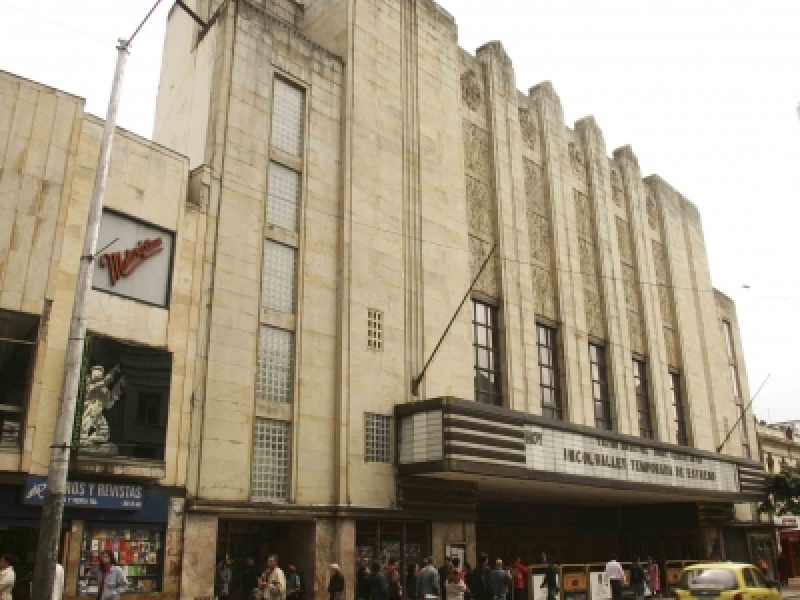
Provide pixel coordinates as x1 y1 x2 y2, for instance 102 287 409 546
511 559 530 600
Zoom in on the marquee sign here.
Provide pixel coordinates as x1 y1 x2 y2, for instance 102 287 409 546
93 209 174 307
524 425 740 493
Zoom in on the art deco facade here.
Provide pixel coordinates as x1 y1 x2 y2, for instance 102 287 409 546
0 1 771 600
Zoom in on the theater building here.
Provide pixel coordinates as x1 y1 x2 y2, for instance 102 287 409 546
169 0 770 597
0 70 206 599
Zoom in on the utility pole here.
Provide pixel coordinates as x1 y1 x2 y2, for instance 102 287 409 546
31 39 129 600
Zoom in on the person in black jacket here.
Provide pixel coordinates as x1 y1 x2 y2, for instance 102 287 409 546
630 558 646 600
357 558 372 600
328 564 345 600
370 562 389 600
466 554 491 600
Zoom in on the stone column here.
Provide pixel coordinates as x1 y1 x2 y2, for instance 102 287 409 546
180 514 218 600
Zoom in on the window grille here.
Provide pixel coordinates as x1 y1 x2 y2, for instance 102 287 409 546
365 413 391 463
367 309 383 350
256 326 294 404
262 239 296 313
271 79 305 156
252 418 291 501
473 300 502 406
267 162 301 232
590 344 612 430
670 372 689 446
537 324 562 420
633 360 653 439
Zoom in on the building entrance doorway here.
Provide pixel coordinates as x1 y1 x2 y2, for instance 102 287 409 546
216 520 315 600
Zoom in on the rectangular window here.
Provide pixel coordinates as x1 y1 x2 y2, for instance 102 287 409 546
365 413 391 463
252 418 291 502
722 320 735 360
0 310 38 446
266 162 301 232
590 344 612 430
633 360 653 439
261 239 296 313
670 372 689 446
271 78 305 157
135 393 162 426
473 300 502 406
537 324 562 420
367 309 383 350
256 326 294 404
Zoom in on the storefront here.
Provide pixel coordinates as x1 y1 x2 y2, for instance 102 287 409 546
396 398 768 568
775 515 800 579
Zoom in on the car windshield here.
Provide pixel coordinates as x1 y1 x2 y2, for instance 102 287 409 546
678 569 738 592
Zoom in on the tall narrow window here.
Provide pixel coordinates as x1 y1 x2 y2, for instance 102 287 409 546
670 372 688 446
262 240 296 313
633 360 653 439
266 162 301 232
257 326 294 404
473 300 502 406
537 324 562 420
252 418 291 502
590 344 612 430
0 310 38 446
271 79 305 156
723 320 749 458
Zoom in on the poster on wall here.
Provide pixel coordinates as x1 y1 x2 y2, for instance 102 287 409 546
92 209 175 308
72 334 172 460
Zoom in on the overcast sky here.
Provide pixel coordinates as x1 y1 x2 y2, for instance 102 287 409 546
1 0 798 423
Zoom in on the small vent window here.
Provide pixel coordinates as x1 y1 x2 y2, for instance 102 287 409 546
367 309 383 350
365 413 391 463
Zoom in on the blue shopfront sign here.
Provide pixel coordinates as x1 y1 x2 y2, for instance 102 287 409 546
23 476 143 510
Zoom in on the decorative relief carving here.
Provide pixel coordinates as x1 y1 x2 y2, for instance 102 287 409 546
461 69 484 112
469 234 498 297
524 159 546 215
615 217 632 263
622 264 637 306
628 309 645 355
584 287 604 338
652 242 666 282
574 190 591 237
578 238 595 276
568 142 586 181
658 285 673 324
664 326 679 366
532 264 556 319
646 194 658 230
463 121 490 181
519 107 538 151
611 169 624 207
529 214 551 262
466 176 491 238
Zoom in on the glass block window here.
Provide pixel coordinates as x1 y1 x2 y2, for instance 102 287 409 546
256 326 294 404
262 239 296 313
267 162 301 232
670 372 689 446
365 413 391 463
271 78 305 157
537 324 562 420
633 359 654 439
473 300 502 406
590 344 613 431
367 308 383 350
252 418 291 502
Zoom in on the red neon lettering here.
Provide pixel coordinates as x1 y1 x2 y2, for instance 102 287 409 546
99 238 164 286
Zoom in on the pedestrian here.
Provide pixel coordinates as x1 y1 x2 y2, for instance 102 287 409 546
96 550 128 600
446 571 468 600
466 555 490 600
260 555 287 600
462 564 473 600
328 564 345 600
287 565 303 600
646 558 660 598
630 558 645 600
539 558 558 600
604 555 625 600
216 559 232 600
510 558 529 600
243 558 259 600
0 555 14 600
419 558 441 600
388 561 403 600
53 562 65 600
358 558 372 600
489 560 511 600
755 554 770 578
451 559 464 582
405 563 419 600
370 561 389 600
439 559 452 592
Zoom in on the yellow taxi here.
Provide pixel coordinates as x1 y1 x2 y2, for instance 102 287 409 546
673 563 781 600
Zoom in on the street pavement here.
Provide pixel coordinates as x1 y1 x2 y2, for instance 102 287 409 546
783 581 800 599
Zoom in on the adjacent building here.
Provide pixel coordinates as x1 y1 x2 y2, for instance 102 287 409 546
0 0 772 599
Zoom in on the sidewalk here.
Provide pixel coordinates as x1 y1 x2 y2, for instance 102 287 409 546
782 580 800 599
